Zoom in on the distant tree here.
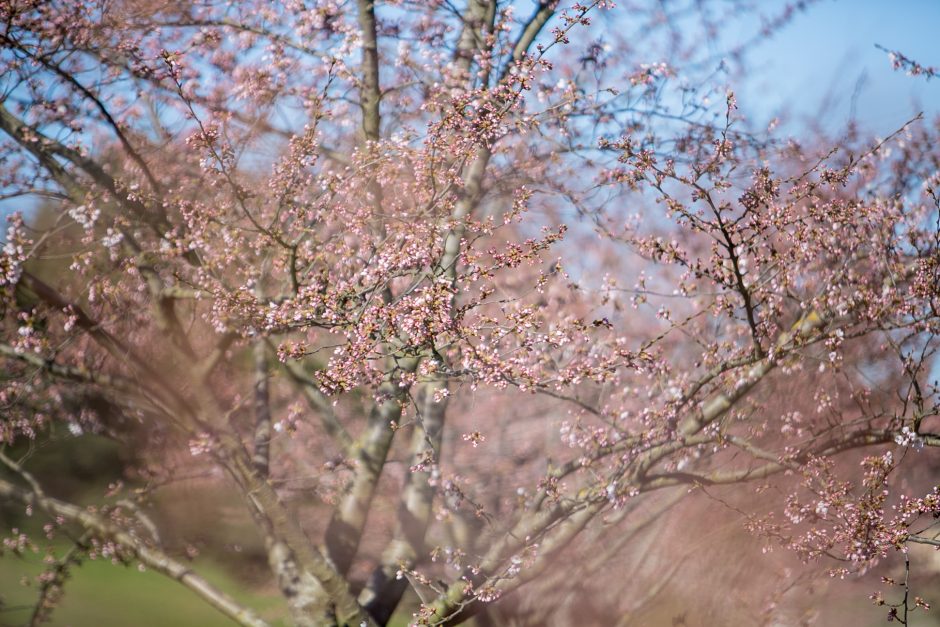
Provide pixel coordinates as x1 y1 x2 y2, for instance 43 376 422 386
0 1 938 625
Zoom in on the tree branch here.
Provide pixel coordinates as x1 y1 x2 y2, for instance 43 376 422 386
0 458 270 627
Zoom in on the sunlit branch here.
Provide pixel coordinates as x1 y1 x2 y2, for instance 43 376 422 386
0 456 270 627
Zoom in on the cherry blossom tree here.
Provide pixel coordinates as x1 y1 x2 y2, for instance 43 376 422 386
0 1 938 625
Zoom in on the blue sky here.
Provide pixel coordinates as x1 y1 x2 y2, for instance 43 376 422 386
3 0 938 226
737 0 940 134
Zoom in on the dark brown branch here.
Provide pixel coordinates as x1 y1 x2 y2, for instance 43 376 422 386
356 0 382 143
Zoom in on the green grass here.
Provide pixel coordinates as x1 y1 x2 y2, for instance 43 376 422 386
0 546 288 627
